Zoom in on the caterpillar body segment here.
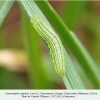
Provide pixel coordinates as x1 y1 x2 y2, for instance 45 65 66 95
31 16 65 76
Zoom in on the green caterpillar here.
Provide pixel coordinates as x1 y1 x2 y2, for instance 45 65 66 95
30 16 65 76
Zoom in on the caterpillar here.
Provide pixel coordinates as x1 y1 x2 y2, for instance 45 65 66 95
30 16 65 77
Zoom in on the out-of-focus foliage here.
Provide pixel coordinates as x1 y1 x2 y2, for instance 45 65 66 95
0 67 29 89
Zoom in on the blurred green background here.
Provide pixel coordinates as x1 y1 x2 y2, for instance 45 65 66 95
0 1 100 89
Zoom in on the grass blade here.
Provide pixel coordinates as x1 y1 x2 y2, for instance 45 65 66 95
35 0 100 89
62 1 87 30
0 0 14 26
18 0 85 89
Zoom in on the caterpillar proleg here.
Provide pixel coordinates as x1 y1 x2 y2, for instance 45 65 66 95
30 16 65 76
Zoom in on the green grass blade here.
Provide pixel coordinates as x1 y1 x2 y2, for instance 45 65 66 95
63 48 85 89
0 0 14 26
18 0 85 89
62 1 87 30
35 0 100 89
